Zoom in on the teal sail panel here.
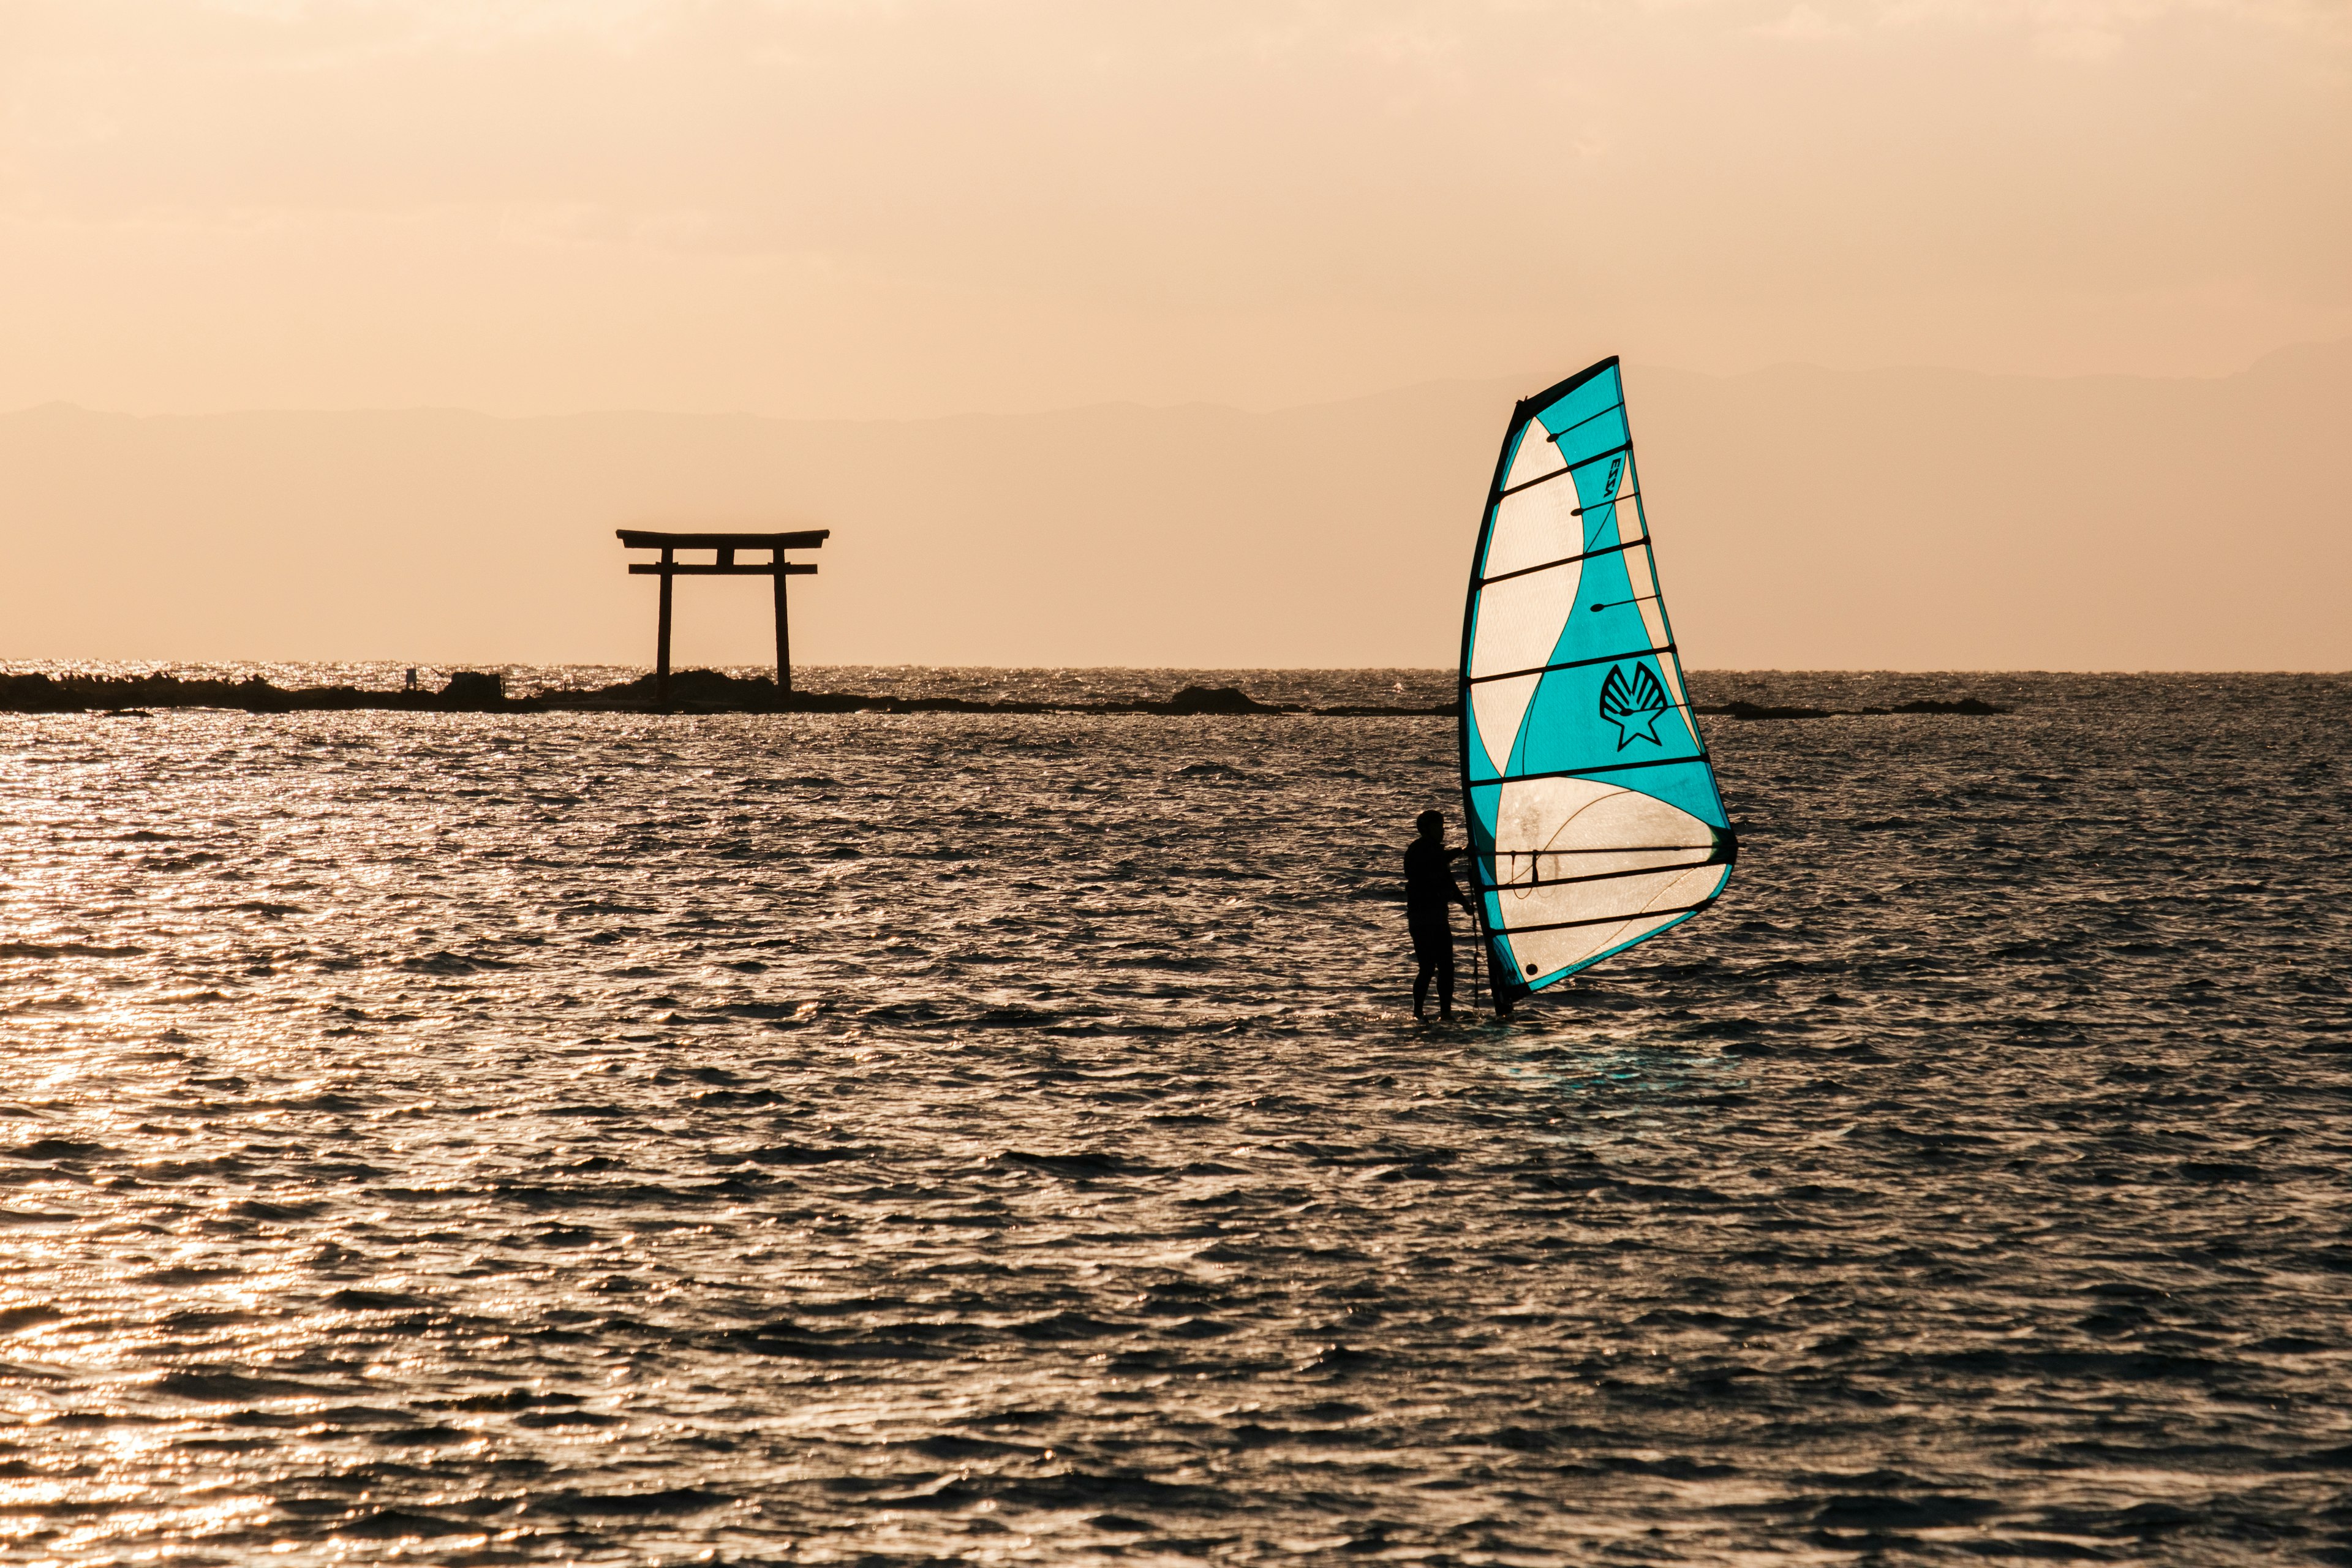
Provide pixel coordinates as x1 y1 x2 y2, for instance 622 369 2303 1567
1457 357 1736 1000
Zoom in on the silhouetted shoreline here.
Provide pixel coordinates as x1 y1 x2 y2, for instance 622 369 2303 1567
0 669 1453 717
0 668 2008 718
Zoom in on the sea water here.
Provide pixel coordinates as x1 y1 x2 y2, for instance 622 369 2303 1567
0 669 2346 1564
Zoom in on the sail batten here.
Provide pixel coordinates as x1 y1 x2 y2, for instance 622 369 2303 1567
1464 641 1676 685
1457 357 1735 1003
1477 534 1650 588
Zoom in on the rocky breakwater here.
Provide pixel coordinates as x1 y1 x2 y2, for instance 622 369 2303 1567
0 669 527 715
557 670 1457 717
0 668 1453 718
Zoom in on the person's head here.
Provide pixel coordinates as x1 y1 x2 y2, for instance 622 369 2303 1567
1415 810 1445 840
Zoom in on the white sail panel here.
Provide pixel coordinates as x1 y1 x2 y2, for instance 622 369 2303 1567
1492 777 1716 878
1504 424 1566 489
1469 671 1541 777
1488 768 1728 979
1480 472 1583 581
1504 892 1721 981
1466 472 1584 772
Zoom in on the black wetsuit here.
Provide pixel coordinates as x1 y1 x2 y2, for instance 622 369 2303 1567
1404 836 1468 1014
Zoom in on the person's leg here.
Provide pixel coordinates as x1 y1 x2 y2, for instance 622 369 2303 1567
1410 910 1441 1018
1435 947 1455 1017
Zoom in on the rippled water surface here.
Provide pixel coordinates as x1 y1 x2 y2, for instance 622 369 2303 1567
2 669 2348 1565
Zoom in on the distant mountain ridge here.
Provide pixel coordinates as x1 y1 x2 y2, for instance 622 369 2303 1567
4 342 2346 670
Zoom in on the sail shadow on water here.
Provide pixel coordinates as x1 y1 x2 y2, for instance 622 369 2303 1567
1458 358 1738 1016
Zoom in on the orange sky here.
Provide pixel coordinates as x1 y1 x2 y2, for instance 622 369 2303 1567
3 0 2347 420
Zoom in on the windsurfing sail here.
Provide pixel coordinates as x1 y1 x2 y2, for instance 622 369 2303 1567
1458 356 1735 1004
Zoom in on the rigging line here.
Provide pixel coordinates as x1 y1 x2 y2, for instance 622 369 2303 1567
1580 506 1643 549
1561 439 1634 476
1494 439 1634 500
1463 642 1676 687
1581 507 1644 551
1494 859 1722 892
1571 489 1638 516
1493 896 1724 938
1469 925 1480 1009
1537 398 1626 443
1476 534 1650 589
1589 594 1661 614
1476 687 1704 745
1496 462 1575 500
1463 851 1719 896
1493 843 1717 856
1468 750 1714 784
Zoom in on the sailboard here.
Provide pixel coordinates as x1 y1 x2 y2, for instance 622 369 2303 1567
1458 356 1735 1008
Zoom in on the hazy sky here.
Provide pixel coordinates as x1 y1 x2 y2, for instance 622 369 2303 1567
3 0 2346 420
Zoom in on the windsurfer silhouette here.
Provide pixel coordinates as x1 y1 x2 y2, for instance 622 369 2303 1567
1404 810 1477 1020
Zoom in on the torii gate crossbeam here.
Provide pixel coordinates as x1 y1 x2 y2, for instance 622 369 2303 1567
617 529 829 706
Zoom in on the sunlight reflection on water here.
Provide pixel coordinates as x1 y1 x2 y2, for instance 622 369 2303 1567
0 669 2346 1563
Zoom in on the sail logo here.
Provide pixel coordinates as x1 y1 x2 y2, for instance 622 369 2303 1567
1598 663 1671 750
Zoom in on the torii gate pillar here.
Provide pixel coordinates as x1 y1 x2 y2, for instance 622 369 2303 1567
616 529 829 706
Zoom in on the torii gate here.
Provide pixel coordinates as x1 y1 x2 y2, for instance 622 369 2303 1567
616 529 829 706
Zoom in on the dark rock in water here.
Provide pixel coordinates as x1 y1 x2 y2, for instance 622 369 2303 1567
0 669 543 714
1698 695 2012 720
439 671 504 705
237 674 293 713
1882 697 2010 715
0 672 80 712
1160 685 1281 715
595 668 778 706
669 669 778 701
1317 699 1461 716
1702 700 1837 721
